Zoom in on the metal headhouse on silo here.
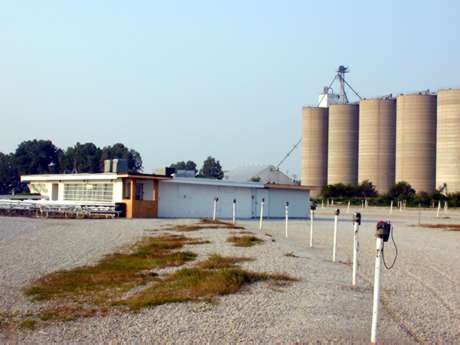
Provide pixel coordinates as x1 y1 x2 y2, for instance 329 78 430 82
328 103 360 185
436 89 460 193
396 93 437 193
301 106 329 194
358 97 396 194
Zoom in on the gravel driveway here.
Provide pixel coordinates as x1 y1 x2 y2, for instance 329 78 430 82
0 208 459 344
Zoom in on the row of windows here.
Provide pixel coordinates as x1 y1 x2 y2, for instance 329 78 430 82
63 183 114 202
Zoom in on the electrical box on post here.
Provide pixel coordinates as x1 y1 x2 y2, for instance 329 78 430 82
376 221 391 242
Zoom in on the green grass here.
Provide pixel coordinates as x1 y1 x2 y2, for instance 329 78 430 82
195 254 254 269
115 267 297 311
226 235 264 247
170 219 245 232
24 235 203 303
18 319 37 330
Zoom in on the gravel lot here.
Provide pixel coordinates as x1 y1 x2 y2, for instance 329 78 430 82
0 207 459 344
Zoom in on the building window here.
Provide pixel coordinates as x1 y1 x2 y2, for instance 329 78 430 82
135 183 144 200
30 183 48 195
63 183 113 202
123 180 131 199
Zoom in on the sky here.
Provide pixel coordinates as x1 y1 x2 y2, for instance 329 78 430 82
1 0 459 177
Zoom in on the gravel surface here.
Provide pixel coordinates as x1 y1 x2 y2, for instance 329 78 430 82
0 208 459 344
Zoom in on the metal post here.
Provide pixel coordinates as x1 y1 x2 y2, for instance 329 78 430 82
389 200 393 215
310 209 314 248
232 199 236 224
352 212 361 287
399 200 403 212
333 211 339 262
212 198 218 220
285 202 289 238
321 199 324 208
346 200 350 214
437 200 441 218
259 198 264 231
418 203 421 225
371 237 384 344
352 221 359 286
444 201 448 214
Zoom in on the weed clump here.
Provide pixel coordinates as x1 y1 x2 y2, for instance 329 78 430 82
227 235 264 247
116 267 297 311
170 219 245 232
196 254 254 269
24 235 203 303
418 224 460 231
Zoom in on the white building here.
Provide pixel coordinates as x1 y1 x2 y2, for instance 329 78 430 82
19 173 310 219
159 177 309 219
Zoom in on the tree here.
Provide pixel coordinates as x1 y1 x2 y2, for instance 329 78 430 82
199 156 224 179
14 140 62 175
0 153 18 194
100 143 143 173
356 180 378 198
321 183 355 198
389 181 416 200
169 160 197 173
61 142 101 173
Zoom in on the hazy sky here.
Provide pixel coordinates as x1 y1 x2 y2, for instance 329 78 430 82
1 1 459 177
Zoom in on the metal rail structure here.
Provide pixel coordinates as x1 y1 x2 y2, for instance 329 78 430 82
276 65 362 170
0 199 120 219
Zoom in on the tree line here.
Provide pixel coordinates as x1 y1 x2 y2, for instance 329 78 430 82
168 156 224 179
0 139 226 195
320 180 460 207
0 140 142 194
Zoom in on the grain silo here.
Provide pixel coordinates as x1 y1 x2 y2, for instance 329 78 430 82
396 93 436 193
436 89 460 193
327 103 359 185
301 107 328 196
358 98 396 194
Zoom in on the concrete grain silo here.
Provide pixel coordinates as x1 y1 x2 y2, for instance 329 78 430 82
358 98 396 194
396 93 437 193
327 103 359 185
301 107 328 196
436 89 460 193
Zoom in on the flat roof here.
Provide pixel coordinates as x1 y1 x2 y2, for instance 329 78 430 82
21 173 170 182
162 177 310 192
162 177 265 189
264 183 311 191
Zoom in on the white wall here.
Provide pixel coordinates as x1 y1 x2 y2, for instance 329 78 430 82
158 181 310 219
113 181 123 202
159 182 254 218
265 189 309 218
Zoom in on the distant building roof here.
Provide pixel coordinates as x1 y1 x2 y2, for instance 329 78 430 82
224 165 294 185
20 173 170 182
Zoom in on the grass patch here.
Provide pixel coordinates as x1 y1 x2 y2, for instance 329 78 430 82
168 219 245 232
227 235 264 247
24 234 203 303
115 267 297 311
417 224 460 231
18 319 37 330
39 305 101 322
195 254 254 269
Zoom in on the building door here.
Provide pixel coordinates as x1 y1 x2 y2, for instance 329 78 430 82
51 184 59 201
